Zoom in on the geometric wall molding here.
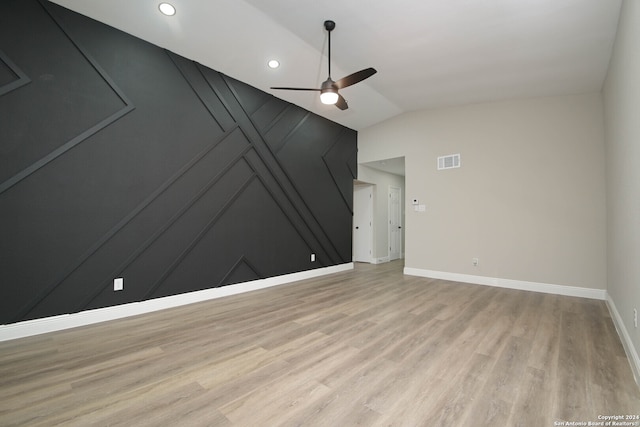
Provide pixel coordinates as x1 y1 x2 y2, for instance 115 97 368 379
0 2 135 195
0 50 31 97
0 0 357 325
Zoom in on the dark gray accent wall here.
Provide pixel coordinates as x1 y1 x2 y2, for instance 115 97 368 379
0 0 357 324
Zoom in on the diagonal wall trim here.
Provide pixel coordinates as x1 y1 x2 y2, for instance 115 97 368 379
323 155 354 216
142 173 258 300
322 129 356 215
272 111 312 155
14 126 241 322
76 136 252 312
40 0 132 107
168 59 347 268
244 153 326 264
166 52 226 132
246 121 349 263
219 256 262 286
0 106 134 195
2 0 356 324
262 103 293 135
197 64 236 129
347 150 358 180
250 91 275 118
0 1 135 195
220 74 343 263
0 50 31 96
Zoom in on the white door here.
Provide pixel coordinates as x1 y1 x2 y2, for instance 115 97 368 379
353 184 373 262
389 186 402 261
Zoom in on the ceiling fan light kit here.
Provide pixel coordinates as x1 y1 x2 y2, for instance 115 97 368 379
320 90 339 105
271 20 376 110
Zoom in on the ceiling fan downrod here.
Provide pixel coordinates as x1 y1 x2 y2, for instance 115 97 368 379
324 20 335 79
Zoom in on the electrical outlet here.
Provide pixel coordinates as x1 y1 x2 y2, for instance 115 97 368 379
472 258 479 267
114 277 124 291
311 253 316 262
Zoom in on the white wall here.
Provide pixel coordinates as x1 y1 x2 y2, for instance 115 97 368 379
357 165 405 262
603 0 640 379
359 93 606 291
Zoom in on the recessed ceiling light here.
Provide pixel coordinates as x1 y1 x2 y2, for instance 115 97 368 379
158 3 176 16
268 59 280 69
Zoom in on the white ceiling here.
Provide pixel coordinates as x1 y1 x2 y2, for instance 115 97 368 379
49 0 622 131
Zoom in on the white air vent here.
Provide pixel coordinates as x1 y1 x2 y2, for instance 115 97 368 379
437 154 460 170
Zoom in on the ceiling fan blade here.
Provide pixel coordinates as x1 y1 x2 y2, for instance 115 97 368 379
335 94 348 110
334 67 377 89
270 87 321 91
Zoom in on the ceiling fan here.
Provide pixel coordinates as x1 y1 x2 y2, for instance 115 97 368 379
271 20 377 110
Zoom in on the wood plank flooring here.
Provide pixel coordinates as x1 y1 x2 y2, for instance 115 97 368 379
1 261 639 426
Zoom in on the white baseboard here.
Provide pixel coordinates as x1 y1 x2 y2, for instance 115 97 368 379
403 267 607 300
0 263 354 342
405 268 640 386
606 295 640 387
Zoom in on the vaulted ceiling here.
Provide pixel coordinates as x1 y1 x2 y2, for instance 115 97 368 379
49 0 622 131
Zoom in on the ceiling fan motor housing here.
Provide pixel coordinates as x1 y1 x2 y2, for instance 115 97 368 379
321 78 337 91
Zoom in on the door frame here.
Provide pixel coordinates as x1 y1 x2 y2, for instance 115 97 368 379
388 185 402 261
353 183 373 263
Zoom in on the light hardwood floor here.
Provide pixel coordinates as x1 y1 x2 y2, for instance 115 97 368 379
1 261 639 426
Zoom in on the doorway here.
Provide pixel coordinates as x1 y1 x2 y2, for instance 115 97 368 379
353 183 373 263
357 156 405 264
